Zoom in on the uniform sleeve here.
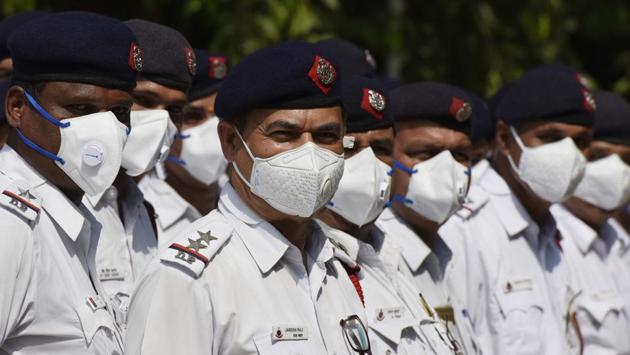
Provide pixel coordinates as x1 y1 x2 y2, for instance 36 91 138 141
0 212 35 345
125 261 214 355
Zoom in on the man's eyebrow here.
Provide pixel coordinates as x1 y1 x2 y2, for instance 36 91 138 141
313 122 343 132
265 120 302 131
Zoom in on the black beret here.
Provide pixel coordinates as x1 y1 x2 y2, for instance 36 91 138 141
315 38 376 77
390 82 473 135
8 11 139 91
188 48 229 101
0 78 9 124
468 92 493 143
495 63 595 126
215 41 341 121
591 90 630 145
341 75 392 133
0 11 47 60
125 19 194 92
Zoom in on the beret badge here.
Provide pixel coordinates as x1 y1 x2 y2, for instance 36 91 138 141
186 47 197 76
582 88 596 112
128 42 143 72
449 96 472 122
309 55 336 94
361 88 385 119
209 56 228 79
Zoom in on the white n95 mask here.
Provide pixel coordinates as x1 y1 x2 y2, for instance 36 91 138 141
176 116 227 185
121 110 172 176
18 91 124 196
327 147 391 227
508 126 586 203
392 150 470 224
232 129 345 218
573 154 630 211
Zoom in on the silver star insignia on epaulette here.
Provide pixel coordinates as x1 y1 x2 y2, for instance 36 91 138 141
197 230 217 244
18 188 36 201
186 237 208 252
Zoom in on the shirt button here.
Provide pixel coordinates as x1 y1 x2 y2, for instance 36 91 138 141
386 350 392 355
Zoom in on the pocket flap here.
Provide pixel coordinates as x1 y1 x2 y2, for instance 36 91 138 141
578 292 625 324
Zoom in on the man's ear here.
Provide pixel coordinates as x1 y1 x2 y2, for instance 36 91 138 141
495 120 511 157
218 119 237 162
5 85 28 129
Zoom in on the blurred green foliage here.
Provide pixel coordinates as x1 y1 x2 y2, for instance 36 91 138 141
3 0 630 98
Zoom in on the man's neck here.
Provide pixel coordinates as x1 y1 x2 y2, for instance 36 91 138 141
392 203 440 250
494 156 550 226
166 174 219 215
316 208 373 243
615 207 630 234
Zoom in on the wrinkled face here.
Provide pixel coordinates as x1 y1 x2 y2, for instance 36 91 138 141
566 139 630 226
344 126 394 166
0 58 12 80
391 120 472 199
218 106 344 217
5 81 132 193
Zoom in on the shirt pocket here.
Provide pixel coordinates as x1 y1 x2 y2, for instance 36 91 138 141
74 298 123 354
494 278 545 355
253 332 320 355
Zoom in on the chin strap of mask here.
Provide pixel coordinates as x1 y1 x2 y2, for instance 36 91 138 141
16 91 68 165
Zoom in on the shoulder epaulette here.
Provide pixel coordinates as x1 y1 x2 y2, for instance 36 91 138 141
0 174 41 222
160 210 233 277
455 185 489 220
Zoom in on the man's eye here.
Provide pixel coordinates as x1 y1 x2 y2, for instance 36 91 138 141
133 95 157 108
314 131 340 143
65 104 97 116
538 133 563 143
372 146 392 156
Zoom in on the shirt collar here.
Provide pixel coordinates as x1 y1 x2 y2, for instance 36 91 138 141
551 204 598 255
315 220 361 262
480 168 531 238
609 218 630 251
218 183 289 274
139 172 198 229
0 145 86 242
375 207 432 272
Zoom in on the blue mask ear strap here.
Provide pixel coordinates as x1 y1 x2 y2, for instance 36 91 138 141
166 156 186 165
392 160 417 175
23 91 70 128
16 129 65 164
389 194 413 206
174 132 190 140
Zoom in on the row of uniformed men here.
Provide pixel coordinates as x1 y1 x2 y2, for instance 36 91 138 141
0 10 629 355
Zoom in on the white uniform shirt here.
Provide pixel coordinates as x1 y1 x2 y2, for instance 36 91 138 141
125 184 369 355
320 221 457 355
552 204 630 354
449 167 580 355
0 146 123 354
374 208 479 354
138 171 201 246
611 214 630 272
82 175 157 329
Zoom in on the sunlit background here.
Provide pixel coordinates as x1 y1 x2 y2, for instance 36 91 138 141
3 0 630 98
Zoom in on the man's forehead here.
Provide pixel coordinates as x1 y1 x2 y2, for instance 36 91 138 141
38 81 132 102
247 106 343 129
134 80 187 103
